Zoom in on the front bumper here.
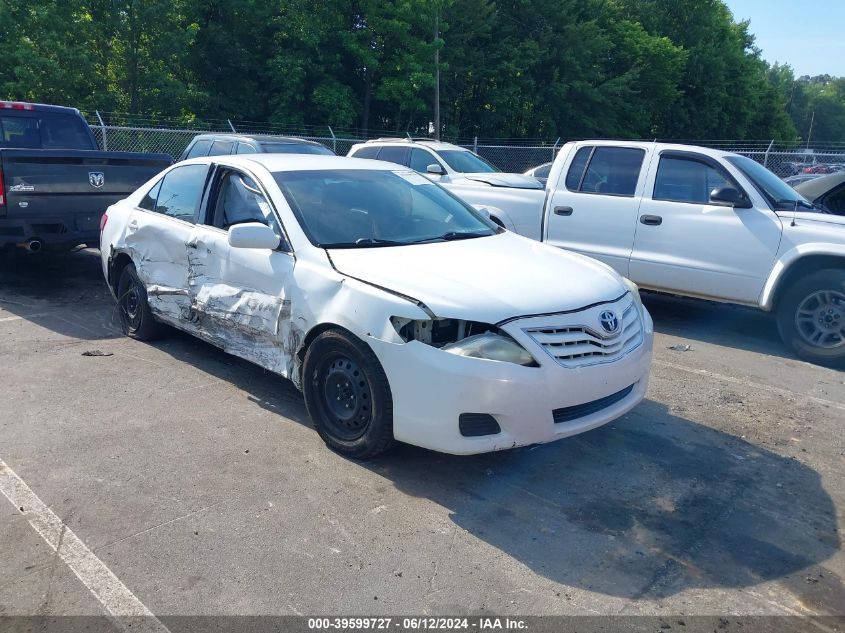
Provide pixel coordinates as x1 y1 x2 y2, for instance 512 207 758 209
367 306 654 455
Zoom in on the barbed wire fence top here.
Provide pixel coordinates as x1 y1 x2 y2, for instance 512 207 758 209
86 112 845 179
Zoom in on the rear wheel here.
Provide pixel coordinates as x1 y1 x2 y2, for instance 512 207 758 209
776 268 845 367
302 329 394 459
116 263 164 341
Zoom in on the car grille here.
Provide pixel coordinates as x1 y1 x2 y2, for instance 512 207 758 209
553 384 635 424
523 297 643 368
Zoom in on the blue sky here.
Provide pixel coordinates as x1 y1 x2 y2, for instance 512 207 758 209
723 0 845 77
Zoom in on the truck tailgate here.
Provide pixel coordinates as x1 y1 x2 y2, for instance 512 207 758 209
0 149 170 245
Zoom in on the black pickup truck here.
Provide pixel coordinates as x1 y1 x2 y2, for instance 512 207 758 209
0 101 171 251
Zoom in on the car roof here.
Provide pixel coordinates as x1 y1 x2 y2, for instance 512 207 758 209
190 133 325 146
180 154 404 173
566 139 733 159
357 138 468 152
793 171 845 200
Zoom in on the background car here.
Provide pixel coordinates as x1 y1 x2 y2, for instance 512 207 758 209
347 138 542 189
524 162 552 185
178 133 334 161
794 171 845 215
783 173 822 187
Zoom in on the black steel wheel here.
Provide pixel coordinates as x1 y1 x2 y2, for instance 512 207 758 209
116 263 164 341
302 329 394 458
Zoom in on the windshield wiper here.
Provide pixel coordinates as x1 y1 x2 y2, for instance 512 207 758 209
320 237 406 248
406 231 493 244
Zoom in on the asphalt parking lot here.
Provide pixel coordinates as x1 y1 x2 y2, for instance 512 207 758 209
0 248 843 621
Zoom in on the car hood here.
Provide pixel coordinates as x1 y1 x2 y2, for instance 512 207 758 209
327 232 627 324
460 172 544 190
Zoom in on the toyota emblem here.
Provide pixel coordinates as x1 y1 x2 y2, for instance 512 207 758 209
599 310 619 334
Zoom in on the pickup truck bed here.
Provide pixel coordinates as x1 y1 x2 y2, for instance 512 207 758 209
1 149 171 249
0 102 171 251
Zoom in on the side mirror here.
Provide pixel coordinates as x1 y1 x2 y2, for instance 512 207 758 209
228 222 281 250
710 186 752 209
426 163 445 175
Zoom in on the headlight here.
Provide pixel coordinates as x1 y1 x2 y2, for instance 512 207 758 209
441 332 536 366
622 277 644 318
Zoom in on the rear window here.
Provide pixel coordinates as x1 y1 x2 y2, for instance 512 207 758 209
0 112 92 149
565 146 644 196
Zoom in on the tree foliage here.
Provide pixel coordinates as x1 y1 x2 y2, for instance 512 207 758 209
2 0 844 142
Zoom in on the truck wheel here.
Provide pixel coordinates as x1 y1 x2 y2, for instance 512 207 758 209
302 329 394 459
777 269 845 367
116 263 164 341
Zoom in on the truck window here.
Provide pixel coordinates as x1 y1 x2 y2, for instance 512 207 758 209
565 146 644 196
208 140 235 156
353 146 379 159
185 139 212 159
40 114 93 149
153 164 208 223
0 113 92 149
654 157 731 204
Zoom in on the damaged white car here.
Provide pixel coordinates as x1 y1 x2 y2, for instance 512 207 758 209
100 155 653 458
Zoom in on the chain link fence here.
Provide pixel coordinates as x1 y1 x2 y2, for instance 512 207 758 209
87 113 845 182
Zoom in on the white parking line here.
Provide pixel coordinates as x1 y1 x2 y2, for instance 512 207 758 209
0 458 171 632
654 359 845 411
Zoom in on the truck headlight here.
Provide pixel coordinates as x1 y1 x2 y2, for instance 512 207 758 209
441 332 537 366
623 277 644 318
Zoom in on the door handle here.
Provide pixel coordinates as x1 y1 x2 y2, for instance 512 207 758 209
554 206 574 216
640 214 663 226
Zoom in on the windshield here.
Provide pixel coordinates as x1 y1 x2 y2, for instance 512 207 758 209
438 150 500 173
260 142 334 155
273 169 498 248
726 155 814 210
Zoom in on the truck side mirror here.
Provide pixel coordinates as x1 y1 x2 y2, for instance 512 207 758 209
710 186 752 209
426 163 445 175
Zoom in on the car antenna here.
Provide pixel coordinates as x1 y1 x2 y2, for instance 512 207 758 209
791 198 798 227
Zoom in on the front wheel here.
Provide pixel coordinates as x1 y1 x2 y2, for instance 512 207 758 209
776 269 845 368
302 329 394 459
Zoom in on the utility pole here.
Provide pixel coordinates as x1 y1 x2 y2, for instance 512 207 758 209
433 6 440 140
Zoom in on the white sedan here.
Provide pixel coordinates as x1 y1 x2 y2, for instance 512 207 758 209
100 155 653 458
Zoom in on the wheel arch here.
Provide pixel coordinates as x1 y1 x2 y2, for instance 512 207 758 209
108 249 136 296
761 246 845 310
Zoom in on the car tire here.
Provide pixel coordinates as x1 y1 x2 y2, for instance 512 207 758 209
776 268 845 367
302 329 394 459
116 263 164 341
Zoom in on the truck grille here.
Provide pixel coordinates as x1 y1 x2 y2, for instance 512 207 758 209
523 298 643 368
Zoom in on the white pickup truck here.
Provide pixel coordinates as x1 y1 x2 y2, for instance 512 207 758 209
522 140 845 366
